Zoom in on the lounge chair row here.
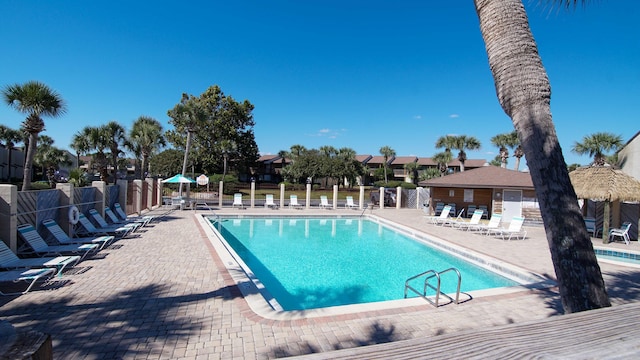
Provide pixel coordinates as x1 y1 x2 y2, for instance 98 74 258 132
0 203 156 295
232 194 359 210
425 206 527 241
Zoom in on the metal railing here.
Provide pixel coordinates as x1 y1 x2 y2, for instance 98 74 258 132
404 268 461 307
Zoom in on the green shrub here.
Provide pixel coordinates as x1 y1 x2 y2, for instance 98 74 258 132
372 180 416 189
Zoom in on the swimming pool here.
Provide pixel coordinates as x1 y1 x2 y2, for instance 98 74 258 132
205 216 543 312
595 247 640 268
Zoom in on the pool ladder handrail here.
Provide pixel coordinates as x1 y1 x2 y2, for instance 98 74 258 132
404 268 461 307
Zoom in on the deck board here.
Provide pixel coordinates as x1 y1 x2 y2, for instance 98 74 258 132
292 302 640 359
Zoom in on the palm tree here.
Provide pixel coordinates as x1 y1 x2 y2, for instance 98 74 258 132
70 130 92 170
102 121 128 183
130 116 165 180
379 145 395 183
34 143 70 188
2 81 66 190
474 0 610 312
404 161 420 185
571 132 623 166
289 144 307 161
432 151 452 177
0 125 23 181
79 126 109 182
490 132 518 168
437 135 481 172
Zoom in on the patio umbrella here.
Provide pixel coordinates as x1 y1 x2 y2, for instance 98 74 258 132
161 174 196 184
161 174 196 198
569 166 640 241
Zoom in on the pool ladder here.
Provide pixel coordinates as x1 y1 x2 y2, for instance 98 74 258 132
404 268 461 307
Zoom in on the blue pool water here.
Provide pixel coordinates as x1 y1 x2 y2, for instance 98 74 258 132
210 217 519 310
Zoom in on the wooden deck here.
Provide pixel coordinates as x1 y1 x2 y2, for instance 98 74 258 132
292 302 640 359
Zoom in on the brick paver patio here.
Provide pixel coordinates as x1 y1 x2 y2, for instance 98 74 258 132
1 207 639 359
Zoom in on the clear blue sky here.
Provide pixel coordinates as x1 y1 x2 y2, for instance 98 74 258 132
1 1 638 168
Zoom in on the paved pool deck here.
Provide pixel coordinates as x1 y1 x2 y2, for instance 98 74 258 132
1 206 639 359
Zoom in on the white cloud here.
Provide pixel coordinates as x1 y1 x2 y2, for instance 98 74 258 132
413 115 422 120
449 114 459 119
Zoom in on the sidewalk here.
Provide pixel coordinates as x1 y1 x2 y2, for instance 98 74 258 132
1 207 638 359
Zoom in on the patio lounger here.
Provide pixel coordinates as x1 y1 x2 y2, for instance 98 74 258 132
289 195 304 209
487 216 527 240
345 196 357 209
319 195 332 209
17 224 99 261
89 209 141 232
113 203 155 224
264 194 279 209
455 210 485 231
608 222 632 245
78 212 134 238
42 219 114 250
468 213 502 234
425 205 451 225
0 268 56 295
1 239 80 277
232 193 245 209
584 217 602 238
105 207 151 227
441 209 466 227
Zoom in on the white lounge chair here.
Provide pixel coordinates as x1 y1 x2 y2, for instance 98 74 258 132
232 193 244 209
488 216 527 240
441 209 465 227
0 268 56 295
425 205 451 224
88 209 139 234
114 203 155 222
608 222 632 245
264 194 278 209
289 195 303 209
42 219 114 250
468 213 502 234
319 195 331 209
105 206 151 227
455 209 485 230
345 196 357 209
0 239 80 277
77 213 133 238
17 224 99 261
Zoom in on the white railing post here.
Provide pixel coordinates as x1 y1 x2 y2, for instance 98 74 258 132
379 187 385 209
396 186 402 209
280 183 285 208
250 180 256 208
306 183 312 209
218 181 224 208
359 185 365 210
333 184 338 209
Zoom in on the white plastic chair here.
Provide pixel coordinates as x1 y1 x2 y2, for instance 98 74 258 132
319 195 331 209
264 194 278 209
609 222 632 245
289 195 303 209
232 193 244 209
345 196 357 209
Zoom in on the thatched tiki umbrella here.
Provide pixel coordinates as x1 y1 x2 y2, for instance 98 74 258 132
569 166 640 243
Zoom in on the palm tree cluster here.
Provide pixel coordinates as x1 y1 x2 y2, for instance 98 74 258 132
71 117 165 183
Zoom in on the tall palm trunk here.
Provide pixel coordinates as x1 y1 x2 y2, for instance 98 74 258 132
474 0 610 313
22 131 38 190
